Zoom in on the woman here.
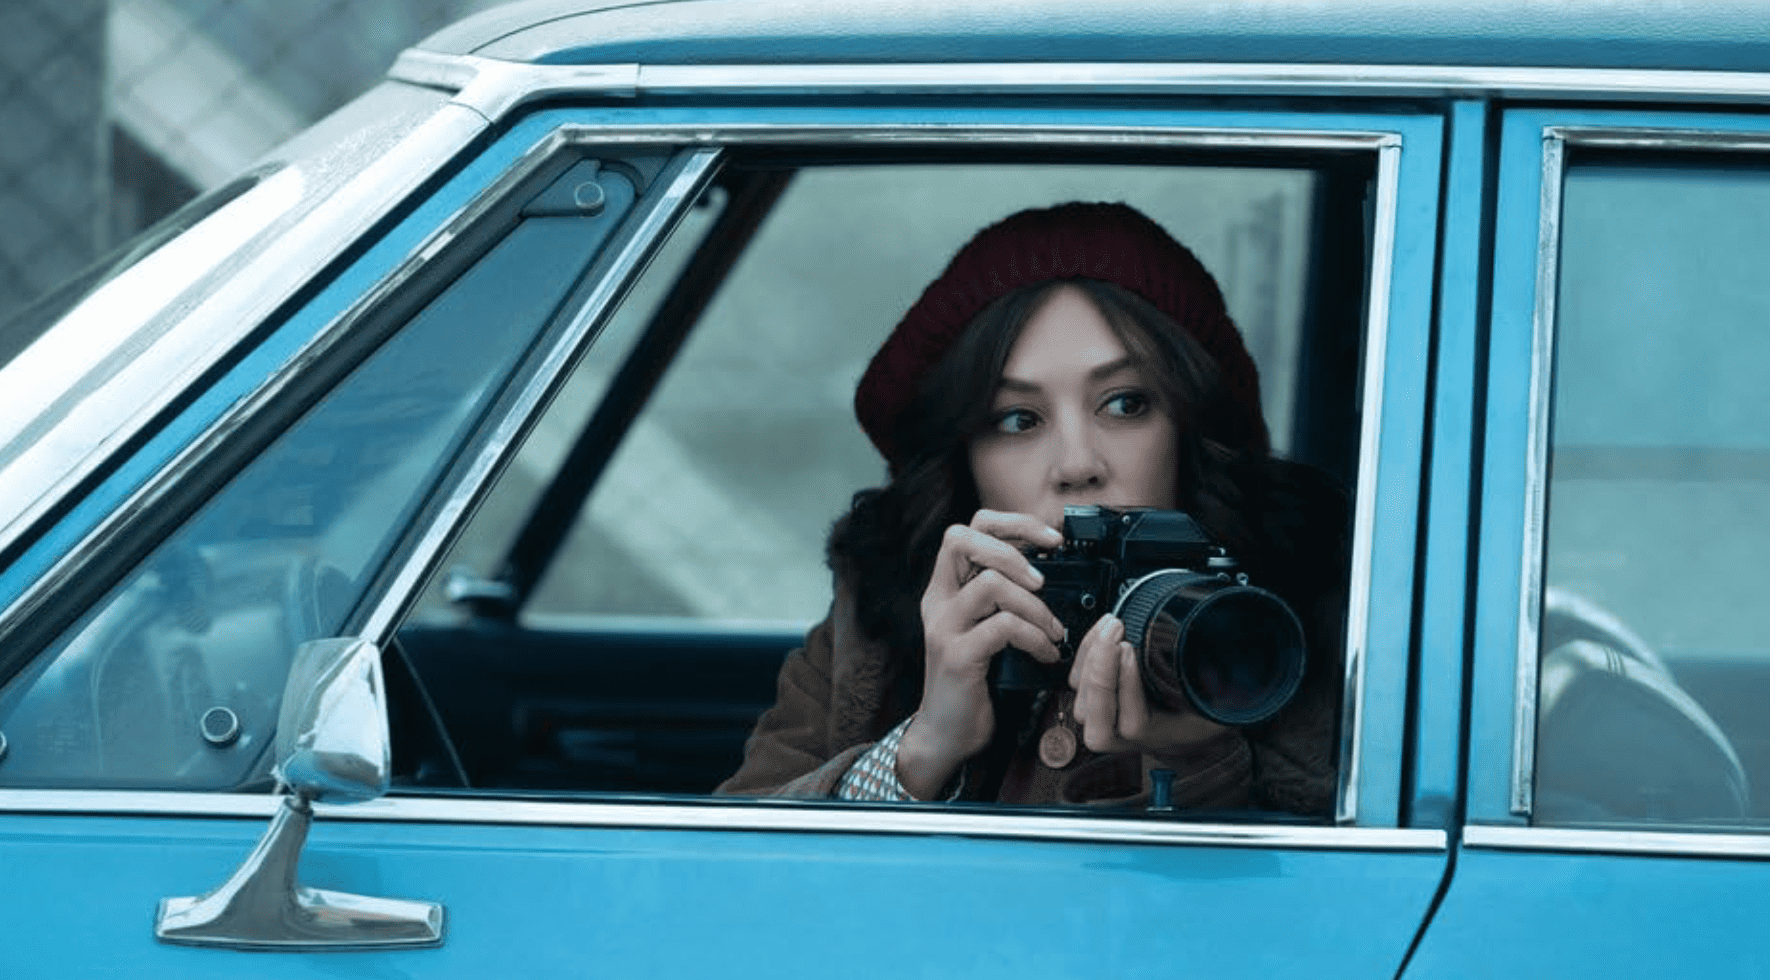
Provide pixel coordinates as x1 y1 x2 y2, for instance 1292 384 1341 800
717 202 1346 814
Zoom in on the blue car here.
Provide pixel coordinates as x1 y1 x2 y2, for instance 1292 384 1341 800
3 0 1769 975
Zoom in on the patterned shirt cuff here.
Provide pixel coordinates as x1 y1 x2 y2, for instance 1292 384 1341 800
836 716 917 801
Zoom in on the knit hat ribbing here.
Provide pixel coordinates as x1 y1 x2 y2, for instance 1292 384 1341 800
854 201 1268 468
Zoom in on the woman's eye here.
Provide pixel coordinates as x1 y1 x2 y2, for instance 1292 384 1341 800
992 408 1040 434
1103 390 1151 418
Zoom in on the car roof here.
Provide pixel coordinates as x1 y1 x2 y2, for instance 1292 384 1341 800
418 0 1770 74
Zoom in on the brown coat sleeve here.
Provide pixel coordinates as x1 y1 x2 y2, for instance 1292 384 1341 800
716 610 855 797
714 572 907 798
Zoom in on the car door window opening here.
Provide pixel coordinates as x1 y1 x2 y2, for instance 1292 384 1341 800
405 145 1386 824
1524 142 1770 833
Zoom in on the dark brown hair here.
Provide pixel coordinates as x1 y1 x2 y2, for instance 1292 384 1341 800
831 278 1350 681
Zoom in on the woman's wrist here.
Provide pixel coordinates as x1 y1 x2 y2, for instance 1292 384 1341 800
894 714 965 801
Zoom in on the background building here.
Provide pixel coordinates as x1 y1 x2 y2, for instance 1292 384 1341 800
1 0 502 323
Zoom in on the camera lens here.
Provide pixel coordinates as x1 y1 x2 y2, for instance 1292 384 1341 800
1115 570 1306 726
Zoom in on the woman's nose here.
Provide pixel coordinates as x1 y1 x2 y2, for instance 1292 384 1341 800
1051 420 1106 492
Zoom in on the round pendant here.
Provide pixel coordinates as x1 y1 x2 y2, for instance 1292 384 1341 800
1039 724 1078 769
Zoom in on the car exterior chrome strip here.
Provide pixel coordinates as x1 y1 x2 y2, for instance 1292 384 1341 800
1509 129 1565 818
1466 824 1770 859
1508 124 1770 818
1335 135 1403 826
0 790 1446 851
1548 127 1770 153
355 146 723 642
512 121 1398 153
388 50 1770 117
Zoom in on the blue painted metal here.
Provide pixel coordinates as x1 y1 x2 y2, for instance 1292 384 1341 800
422 0 1770 75
1355 116 1443 829
1408 99 1490 829
1404 844 1770 979
1465 106 1554 827
0 811 1446 978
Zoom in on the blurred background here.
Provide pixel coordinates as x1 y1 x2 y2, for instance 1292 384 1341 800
0 0 505 324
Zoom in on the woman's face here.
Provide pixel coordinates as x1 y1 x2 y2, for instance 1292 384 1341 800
968 284 1179 530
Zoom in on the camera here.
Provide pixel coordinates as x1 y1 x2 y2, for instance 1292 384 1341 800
994 505 1307 727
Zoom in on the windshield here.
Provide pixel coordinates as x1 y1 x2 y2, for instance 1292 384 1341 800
0 171 265 373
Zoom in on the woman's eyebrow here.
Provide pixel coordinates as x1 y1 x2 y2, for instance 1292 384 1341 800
996 357 1140 394
1088 357 1140 382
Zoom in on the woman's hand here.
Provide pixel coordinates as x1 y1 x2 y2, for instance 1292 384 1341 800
1068 613 1229 756
896 510 1066 799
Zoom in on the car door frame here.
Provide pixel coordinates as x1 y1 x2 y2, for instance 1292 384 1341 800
0 70 1452 977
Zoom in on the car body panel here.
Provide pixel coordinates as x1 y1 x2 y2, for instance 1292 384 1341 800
0 800 1446 978
1409 831 1770 980
422 0 1770 74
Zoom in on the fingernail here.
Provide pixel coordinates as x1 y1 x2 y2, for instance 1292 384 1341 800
1029 566 1045 587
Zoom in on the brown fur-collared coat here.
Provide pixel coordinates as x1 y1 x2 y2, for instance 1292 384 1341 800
715 574 1339 815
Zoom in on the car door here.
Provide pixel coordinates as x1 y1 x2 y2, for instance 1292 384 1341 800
0 86 1451 977
1405 106 1770 977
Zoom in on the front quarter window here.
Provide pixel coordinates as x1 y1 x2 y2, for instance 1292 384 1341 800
0 151 654 790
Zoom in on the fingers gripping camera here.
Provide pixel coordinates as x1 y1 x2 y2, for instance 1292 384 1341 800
995 505 1307 726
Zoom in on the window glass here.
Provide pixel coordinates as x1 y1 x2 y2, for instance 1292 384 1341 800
0 164 641 790
1535 157 1770 829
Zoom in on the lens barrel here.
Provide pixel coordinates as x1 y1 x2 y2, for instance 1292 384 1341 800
1114 570 1307 726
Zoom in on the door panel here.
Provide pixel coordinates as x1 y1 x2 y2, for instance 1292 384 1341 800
1407 844 1770 979
0 807 1445 978
397 621 794 793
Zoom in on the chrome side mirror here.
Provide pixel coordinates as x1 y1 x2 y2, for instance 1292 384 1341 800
156 637 445 951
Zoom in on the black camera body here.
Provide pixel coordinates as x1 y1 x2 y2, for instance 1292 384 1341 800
996 505 1307 727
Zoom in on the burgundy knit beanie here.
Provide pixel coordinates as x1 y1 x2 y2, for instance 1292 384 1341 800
854 201 1269 470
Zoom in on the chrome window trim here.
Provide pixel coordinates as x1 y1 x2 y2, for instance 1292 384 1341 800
1467 824 1770 860
0 105 486 562
1335 137 1401 826
0 790 1445 852
389 50 1770 120
1508 129 1564 817
1509 125 1770 818
443 121 1397 153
